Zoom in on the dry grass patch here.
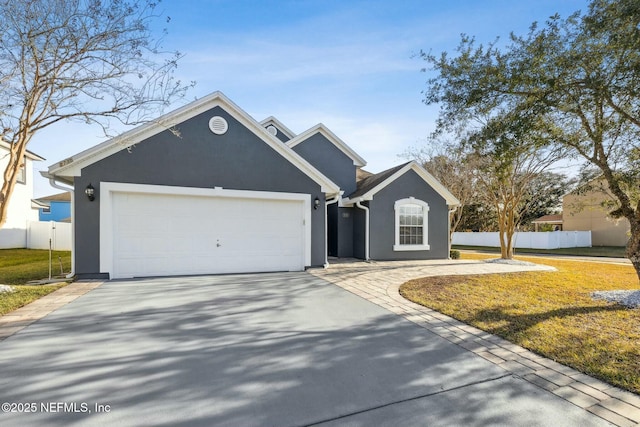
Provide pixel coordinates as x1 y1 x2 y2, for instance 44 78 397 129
400 253 640 394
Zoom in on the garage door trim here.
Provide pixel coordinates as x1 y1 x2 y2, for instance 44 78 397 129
99 182 312 277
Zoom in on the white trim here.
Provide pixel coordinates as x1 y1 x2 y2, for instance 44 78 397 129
355 200 370 260
99 182 312 278
47 91 340 195
393 197 430 251
259 116 297 140
286 124 367 167
0 141 45 161
343 161 460 207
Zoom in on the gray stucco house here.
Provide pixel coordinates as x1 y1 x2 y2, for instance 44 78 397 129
44 92 459 279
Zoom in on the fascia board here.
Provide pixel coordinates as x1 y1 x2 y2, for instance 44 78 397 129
0 141 45 161
47 91 340 195
286 124 367 167
259 116 297 139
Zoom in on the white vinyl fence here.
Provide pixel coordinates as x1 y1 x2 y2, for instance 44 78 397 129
452 231 591 249
27 221 72 251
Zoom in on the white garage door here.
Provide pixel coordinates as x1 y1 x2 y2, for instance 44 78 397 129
101 185 309 279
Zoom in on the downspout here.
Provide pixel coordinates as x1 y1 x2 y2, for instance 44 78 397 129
46 175 75 278
324 193 341 268
448 207 457 259
355 200 370 261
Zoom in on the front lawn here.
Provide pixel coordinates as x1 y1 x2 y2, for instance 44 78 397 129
400 253 640 394
0 249 71 316
0 249 71 285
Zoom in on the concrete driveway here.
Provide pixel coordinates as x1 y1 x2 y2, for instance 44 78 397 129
0 272 614 426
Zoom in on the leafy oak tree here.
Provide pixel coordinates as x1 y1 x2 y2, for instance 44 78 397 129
421 0 640 278
0 0 193 228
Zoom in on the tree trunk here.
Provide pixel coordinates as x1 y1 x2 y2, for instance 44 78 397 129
627 219 640 283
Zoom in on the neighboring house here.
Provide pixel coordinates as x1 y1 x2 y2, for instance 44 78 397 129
44 92 459 279
531 214 563 232
562 179 630 246
0 141 44 249
32 192 72 222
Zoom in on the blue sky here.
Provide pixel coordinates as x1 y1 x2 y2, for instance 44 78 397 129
30 0 590 197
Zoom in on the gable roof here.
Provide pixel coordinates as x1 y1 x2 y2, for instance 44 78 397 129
31 192 71 210
356 168 373 182
349 162 409 199
35 192 71 203
46 92 340 195
532 214 563 224
0 141 45 161
343 161 460 206
259 116 297 140
286 124 367 168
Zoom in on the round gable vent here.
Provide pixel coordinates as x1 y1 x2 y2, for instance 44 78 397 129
266 125 278 136
209 116 228 135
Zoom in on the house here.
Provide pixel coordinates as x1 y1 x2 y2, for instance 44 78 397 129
44 92 459 279
0 142 44 249
531 214 563 232
32 192 72 222
562 179 630 246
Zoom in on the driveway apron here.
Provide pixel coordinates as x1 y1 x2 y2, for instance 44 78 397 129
0 271 614 426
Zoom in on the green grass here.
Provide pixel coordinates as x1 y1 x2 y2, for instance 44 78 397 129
400 252 640 394
0 284 67 316
0 249 72 285
453 244 627 258
0 249 71 316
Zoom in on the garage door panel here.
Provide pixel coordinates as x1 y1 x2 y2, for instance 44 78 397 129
109 190 306 278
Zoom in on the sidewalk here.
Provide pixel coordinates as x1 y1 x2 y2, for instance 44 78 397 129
309 258 640 427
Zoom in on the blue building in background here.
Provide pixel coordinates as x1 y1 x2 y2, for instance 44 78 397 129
33 192 71 222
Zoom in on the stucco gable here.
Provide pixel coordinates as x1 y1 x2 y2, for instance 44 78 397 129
286 124 366 168
343 161 459 207
259 116 296 142
45 92 339 194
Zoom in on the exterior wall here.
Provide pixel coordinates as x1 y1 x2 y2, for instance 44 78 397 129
39 201 71 222
74 105 326 277
352 205 366 259
272 128 291 143
563 189 630 246
367 170 449 260
0 152 39 248
291 133 357 195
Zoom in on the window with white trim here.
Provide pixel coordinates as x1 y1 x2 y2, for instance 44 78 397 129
394 198 430 251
